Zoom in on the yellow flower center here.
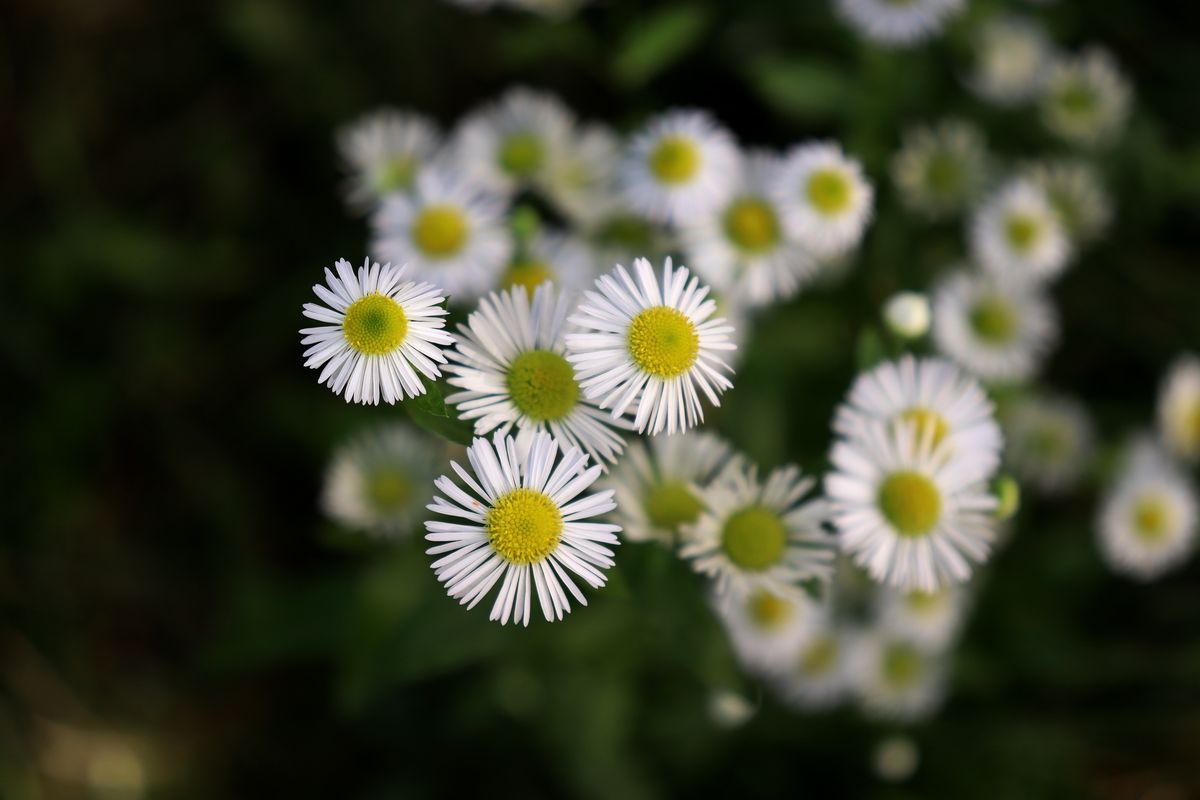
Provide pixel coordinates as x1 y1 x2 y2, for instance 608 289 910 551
882 643 924 688
411 204 468 258
724 197 780 253
969 295 1018 344
643 480 704 533
1004 212 1041 253
342 294 409 356
806 168 852 216
898 407 950 448
904 590 947 615
364 467 410 512
648 135 700 184
925 152 964 196
1058 82 1098 117
506 350 579 422
799 635 838 676
1132 494 1172 543
627 306 700 378
374 155 417 193
878 471 942 537
499 132 544 177
746 591 794 631
721 506 788 571
501 260 556 296
487 487 563 565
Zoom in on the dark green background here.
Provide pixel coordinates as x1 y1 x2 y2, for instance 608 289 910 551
4 0 1200 797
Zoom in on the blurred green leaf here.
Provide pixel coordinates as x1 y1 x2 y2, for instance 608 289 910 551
612 4 710 87
744 56 851 122
405 379 475 446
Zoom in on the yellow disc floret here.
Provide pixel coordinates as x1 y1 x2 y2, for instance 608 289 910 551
342 294 409 356
969 295 1018 344
487 487 563 565
499 132 544 178
365 467 411 512
649 135 700 184
799 634 839 676
1132 493 1172 543
412 204 468 257
747 591 794 630
1004 212 1041 253
882 642 924 688
721 506 788 571
806 168 853 216
643 480 704 533
878 471 942 538
501 260 556 296
627 306 700 378
724 197 780 253
899 407 951 448
506 349 579 422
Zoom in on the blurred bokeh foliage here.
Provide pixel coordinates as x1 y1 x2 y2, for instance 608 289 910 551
4 0 1200 797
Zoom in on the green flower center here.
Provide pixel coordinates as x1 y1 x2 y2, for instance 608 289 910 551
499 132 544 178
594 214 655 250
627 306 700 378
925 152 964 196
1132 494 1172 543
724 197 780 253
506 350 579 422
721 506 788 571
342 294 409 356
412 204 468 258
747 591 794 630
374 155 417 193
969 295 1019 344
898 407 950 447
799 635 838 676
904 590 947 614
1004 212 1041 253
1058 82 1098 117
643 480 704 533
364 467 411 512
878 471 942 537
883 643 924 688
1028 424 1070 460
487 487 563 565
501 260 556 296
806 168 852 216
649 135 700 184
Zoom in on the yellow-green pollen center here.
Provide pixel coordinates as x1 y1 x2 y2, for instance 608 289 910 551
806 168 852 216
412 204 468 257
925 152 964 195
904 590 947 614
878 471 942 537
724 197 780 253
1058 82 1098 117
374 155 417 193
501 260 556 296
627 306 700 378
643 480 704 533
499 131 544 177
883 643 924 688
1005 213 1041 253
364 467 410 512
969 295 1019 344
342 294 409 356
649 135 700 184
721 506 788 571
799 635 838 676
487 487 562 565
747 591 794 630
899 407 950 447
1132 494 1172 543
506 349 579 422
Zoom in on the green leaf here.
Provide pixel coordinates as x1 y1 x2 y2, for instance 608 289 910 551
611 5 710 88
744 56 851 122
405 378 475 446
855 325 887 371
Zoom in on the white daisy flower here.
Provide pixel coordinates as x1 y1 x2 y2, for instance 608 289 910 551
883 291 931 339
424 431 620 626
969 178 1072 282
1040 48 1133 147
1098 439 1198 581
604 431 738 545
772 141 874 261
833 354 1004 464
322 424 442 535
773 624 852 710
497 231 597 296
371 167 512 300
1024 158 1113 246
875 583 970 648
931 268 1059 384
618 109 739 224
541 122 622 227
450 87 574 198
826 419 1000 592
680 150 817 308
1002 393 1094 493
835 0 964 47
445 283 629 469
1158 354 1200 463
966 16 1053 106
680 462 833 595
336 109 440 208
300 258 454 405
891 119 989 219
565 257 737 436
713 584 826 676
849 631 946 721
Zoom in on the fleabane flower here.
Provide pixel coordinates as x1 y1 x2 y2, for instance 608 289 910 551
618 109 739 224
322 424 442 535
772 142 874 261
848 630 947 721
966 16 1053 106
679 462 833 595
541 122 621 227
1040 48 1132 148
371 167 511 300
891 120 989 219
714 584 826 676
604 431 738 544
931 268 1058 384
300 258 453 404
424 432 620 626
833 354 1004 463
496 231 597 296
826 419 1000 592
680 150 817 307
565 257 736 436
773 623 852 710
336 109 440 208
1024 159 1113 247
875 584 970 648
450 87 574 198
969 178 1071 282
835 0 964 47
1002 393 1094 493
445 283 629 469
1098 439 1198 581
1158 354 1200 463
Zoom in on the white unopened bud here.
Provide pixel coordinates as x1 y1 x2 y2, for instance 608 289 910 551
883 292 931 339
